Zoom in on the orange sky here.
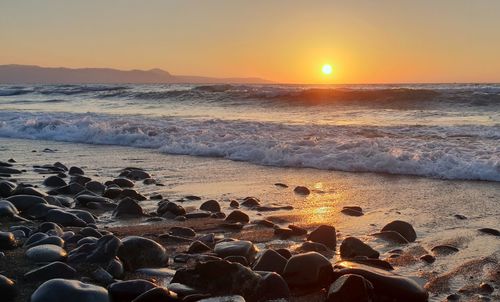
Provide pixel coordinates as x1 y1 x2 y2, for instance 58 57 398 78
1 1 500 84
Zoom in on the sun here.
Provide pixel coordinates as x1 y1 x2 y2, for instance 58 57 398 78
322 64 332 75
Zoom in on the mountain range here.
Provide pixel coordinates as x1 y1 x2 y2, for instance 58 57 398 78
0 64 271 84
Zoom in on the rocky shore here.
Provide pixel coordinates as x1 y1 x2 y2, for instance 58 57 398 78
0 157 498 302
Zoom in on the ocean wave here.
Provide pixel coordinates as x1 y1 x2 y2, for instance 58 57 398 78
0 111 498 181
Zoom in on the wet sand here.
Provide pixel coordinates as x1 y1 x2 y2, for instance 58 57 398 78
1 137 499 301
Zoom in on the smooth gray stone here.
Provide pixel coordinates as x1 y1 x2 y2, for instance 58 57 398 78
24 261 77 282
214 240 257 263
326 273 374 302
117 236 167 270
6 195 47 212
25 236 64 248
31 279 109 302
282 252 333 288
307 225 337 250
381 220 417 242
340 237 379 259
253 249 287 275
26 244 67 262
45 209 87 227
0 274 18 301
0 231 17 250
112 197 143 218
108 279 156 302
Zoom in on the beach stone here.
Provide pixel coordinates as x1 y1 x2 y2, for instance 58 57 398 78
225 255 249 266
346 258 394 271
0 200 19 220
255 272 291 301
118 236 168 270
229 200 239 208
381 220 416 242
103 187 123 199
341 207 364 217
0 232 17 250
214 240 258 263
479 282 494 294
326 273 374 302
78 237 98 246
185 210 211 219
87 234 122 263
85 181 106 194
170 226 196 238
26 235 64 248
24 233 48 247
276 248 292 259
340 237 379 259
69 166 85 175
334 261 428 302
158 201 186 217
297 241 331 255
171 260 261 300
79 226 102 238
185 195 202 200
294 186 310 195
126 169 152 181
22 203 60 219
274 227 294 238
0 274 18 302
0 166 21 174
31 279 109 302
188 240 212 254
46 209 87 227
255 219 275 228
119 189 147 201
43 175 67 187
26 244 67 262
253 249 287 274
431 245 459 255
420 254 436 263
91 267 115 286
76 194 111 205
108 279 157 302
283 252 333 289
24 261 77 282
200 199 221 212
35 221 64 236
53 162 68 171
371 231 409 244
12 186 47 197
288 224 308 236
454 214 467 220
131 287 177 302
107 258 125 278
0 180 16 197
113 178 134 188
6 194 47 211
225 210 250 223
71 175 92 185
241 197 260 207
478 228 500 236
69 209 97 224
113 197 144 218
307 225 336 249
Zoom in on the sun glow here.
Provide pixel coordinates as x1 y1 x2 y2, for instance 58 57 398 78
322 64 332 75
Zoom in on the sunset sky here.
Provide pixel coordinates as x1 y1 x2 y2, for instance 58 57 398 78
1 0 500 84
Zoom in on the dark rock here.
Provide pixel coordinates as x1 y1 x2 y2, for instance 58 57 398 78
479 282 494 294
200 199 221 212
69 210 97 224
24 261 77 282
113 197 144 218
346 258 394 271
149 194 162 200
35 221 64 236
43 175 67 187
171 260 261 300
283 252 334 289
225 210 250 224
103 187 123 199
333 261 428 302
185 195 202 200
274 183 288 188
188 240 212 254
253 249 287 275
326 273 374 302
275 248 292 259
381 220 417 242
185 210 211 219
224 255 249 266
288 224 307 236
0 166 21 174
131 287 177 302
420 254 436 264
76 194 112 206
241 197 260 207
12 186 47 197
25 236 64 248
478 228 500 236
0 180 16 197
307 225 336 250
297 241 331 255
256 205 294 212
454 214 467 220
31 279 109 302
0 200 23 221
6 194 47 211
341 208 364 217
340 237 379 259
87 234 122 263
431 245 459 255
26 244 67 262
256 272 291 301
91 267 115 286
0 274 17 302
113 178 134 188
46 209 87 227
274 227 294 238
107 258 124 279
255 219 275 228
0 231 17 250
119 189 147 201
24 233 49 247
108 279 157 302
69 166 85 175
229 200 239 208
22 203 60 219
157 201 186 217
126 169 152 181
118 236 168 270
293 186 310 195
371 231 409 244
214 240 258 263
85 181 106 194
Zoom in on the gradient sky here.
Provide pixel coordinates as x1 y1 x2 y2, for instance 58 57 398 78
1 0 500 83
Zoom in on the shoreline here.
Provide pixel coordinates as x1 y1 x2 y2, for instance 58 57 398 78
0 137 499 301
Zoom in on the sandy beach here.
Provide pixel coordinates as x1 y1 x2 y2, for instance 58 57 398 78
1 137 498 301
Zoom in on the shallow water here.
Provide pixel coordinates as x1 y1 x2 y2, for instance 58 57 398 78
2 137 498 301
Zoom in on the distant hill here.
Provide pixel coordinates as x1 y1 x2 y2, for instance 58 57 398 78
0 64 271 84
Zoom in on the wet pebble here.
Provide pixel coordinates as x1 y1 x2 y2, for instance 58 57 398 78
307 225 336 250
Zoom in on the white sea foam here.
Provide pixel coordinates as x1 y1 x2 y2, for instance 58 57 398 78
0 110 498 181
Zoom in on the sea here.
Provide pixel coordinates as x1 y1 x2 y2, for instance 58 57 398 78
0 83 499 181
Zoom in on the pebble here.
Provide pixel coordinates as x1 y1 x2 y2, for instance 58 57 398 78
118 236 168 270
200 199 221 212
341 207 364 217
43 175 67 187
478 228 500 236
24 261 77 282
241 197 260 207
170 226 196 238
131 287 178 302
68 166 85 175
26 244 68 262
253 249 287 274
307 225 337 250
340 237 379 259
293 186 310 195
327 273 374 302
31 279 109 302
371 231 409 244
46 209 87 227
113 178 135 188
108 279 157 302
283 251 334 289
431 245 459 255
225 210 250 224
6 194 47 211
381 220 417 242
214 240 258 263
0 274 18 301
0 231 17 250
420 254 436 264
256 272 291 301
113 197 144 218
